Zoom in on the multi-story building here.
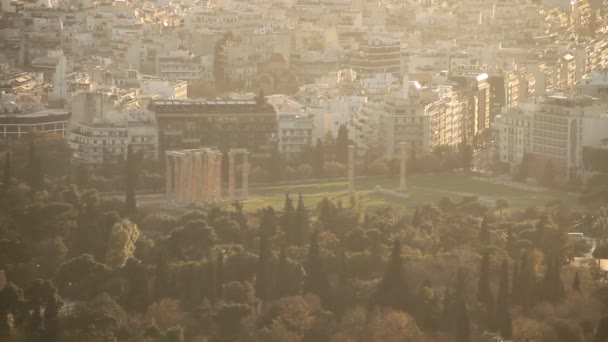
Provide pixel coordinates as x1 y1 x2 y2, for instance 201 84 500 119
0 108 70 141
378 83 432 157
575 70 608 101
343 33 401 79
278 113 314 159
496 95 608 181
150 99 278 162
67 115 156 165
450 71 491 133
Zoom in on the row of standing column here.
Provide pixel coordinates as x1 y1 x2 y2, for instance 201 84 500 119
165 151 249 205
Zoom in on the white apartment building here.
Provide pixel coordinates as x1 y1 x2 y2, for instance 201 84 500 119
575 70 608 101
278 113 314 159
67 112 156 165
140 78 188 99
378 82 432 157
496 95 608 180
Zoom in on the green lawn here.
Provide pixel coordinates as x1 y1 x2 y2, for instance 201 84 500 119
221 174 580 213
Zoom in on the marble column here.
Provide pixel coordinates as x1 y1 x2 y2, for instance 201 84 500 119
178 156 187 204
174 155 181 204
207 151 215 202
241 152 249 199
165 154 173 201
348 145 355 193
215 152 222 202
228 152 235 202
189 154 197 203
400 141 407 191
181 155 190 204
199 152 209 202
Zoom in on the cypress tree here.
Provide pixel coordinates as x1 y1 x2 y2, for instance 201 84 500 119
274 246 290 298
477 252 492 306
477 252 494 330
594 316 608 342
454 298 471 342
255 233 271 301
216 252 224 299
2 151 10 194
374 240 409 310
125 145 137 216
207 258 217 303
573 271 581 292
519 251 535 310
335 124 349 164
303 231 329 303
281 193 295 242
479 217 490 243
335 250 348 317
511 262 520 305
43 289 62 342
496 259 512 339
293 193 309 246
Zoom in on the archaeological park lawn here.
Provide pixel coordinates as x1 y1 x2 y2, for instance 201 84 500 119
203 173 581 213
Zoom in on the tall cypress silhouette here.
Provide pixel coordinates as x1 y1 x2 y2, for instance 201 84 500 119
274 246 290 298
412 207 421 228
335 124 349 164
293 193 309 246
255 233 271 301
454 297 471 342
216 252 224 299
2 151 10 195
303 231 329 303
374 240 409 310
281 193 295 243
43 289 61 342
477 252 492 306
124 145 137 216
573 271 581 292
495 259 512 339
479 217 490 242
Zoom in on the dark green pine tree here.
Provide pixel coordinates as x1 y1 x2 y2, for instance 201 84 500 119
459 135 473 174
281 192 295 243
274 246 290 298
43 289 62 342
412 207 422 228
495 260 513 339
573 271 581 292
259 206 278 236
454 297 471 342
518 251 536 310
124 145 137 216
293 193 309 246
334 250 348 318
2 151 10 195
479 217 490 243
216 252 224 299
374 240 409 311
207 257 217 303
255 233 272 301
477 252 494 330
511 261 520 305
335 124 349 164
542 259 565 303
303 231 329 303
594 316 608 342
477 252 492 306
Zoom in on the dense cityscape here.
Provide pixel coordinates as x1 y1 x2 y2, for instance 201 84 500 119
1 0 608 340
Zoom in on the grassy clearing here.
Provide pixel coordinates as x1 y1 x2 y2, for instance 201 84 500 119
220 173 579 213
